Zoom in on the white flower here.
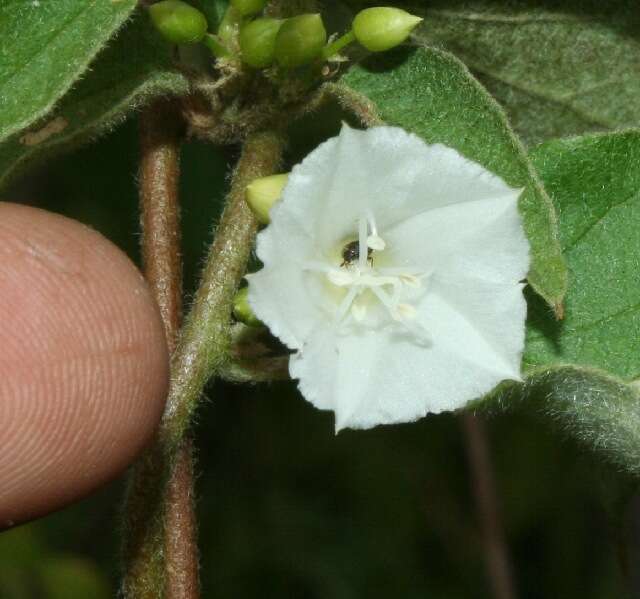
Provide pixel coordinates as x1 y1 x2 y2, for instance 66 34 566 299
247 125 529 431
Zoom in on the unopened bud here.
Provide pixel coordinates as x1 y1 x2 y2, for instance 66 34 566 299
246 173 289 224
233 287 262 327
240 18 283 68
352 7 422 52
274 14 327 68
231 0 267 17
149 0 208 45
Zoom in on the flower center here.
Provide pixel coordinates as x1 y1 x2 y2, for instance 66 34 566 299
305 214 429 336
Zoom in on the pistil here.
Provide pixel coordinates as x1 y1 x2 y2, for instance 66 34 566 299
304 213 429 336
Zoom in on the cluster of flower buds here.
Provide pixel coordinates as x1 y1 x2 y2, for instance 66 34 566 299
149 1 422 69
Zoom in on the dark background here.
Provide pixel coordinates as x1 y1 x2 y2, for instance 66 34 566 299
0 118 634 598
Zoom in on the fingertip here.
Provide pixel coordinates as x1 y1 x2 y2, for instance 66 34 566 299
0 203 169 526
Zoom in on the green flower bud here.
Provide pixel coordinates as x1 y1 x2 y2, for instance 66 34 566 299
233 287 262 327
246 173 289 224
352 7 423 52
231 0 267 17
149 0 208 45
239 18 283 68
274 14 327 68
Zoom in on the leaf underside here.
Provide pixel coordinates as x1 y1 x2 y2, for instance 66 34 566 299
416 0 640 146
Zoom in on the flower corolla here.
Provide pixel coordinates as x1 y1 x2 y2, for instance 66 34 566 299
248 125 529 431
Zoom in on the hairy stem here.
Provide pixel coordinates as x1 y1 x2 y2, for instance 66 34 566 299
161 129 284 451
121 129 284 598
122 100 196 599
137 100 201 599
139 102 183 349
164 440 199 599
461 414 518 599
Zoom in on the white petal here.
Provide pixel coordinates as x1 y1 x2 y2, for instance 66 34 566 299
418 278 527 381
290 319 522 432
249 208 331 349
383 190 529 285
276 125 517 253
250 125 530 431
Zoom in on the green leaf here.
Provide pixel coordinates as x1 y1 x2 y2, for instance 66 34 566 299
0 17 189 191
419 0 640 146
525 131 640 380
487 131 640 476
337 45 567 312
198 0 229 30
0 0 137 143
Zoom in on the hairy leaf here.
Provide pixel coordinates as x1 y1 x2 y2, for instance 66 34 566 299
0 0 137 142
338 46 567 312
490 367 640 476
525 131 640 380
484 131 640 476
417 0 640 145
0 18 189 191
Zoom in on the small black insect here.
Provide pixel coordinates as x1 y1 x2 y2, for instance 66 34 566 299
341 240 373 267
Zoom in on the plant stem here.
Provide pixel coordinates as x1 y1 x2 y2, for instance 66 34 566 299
461 414 518 599
121 128 284 598
322 30 356 59
122 100 197 599
139 102 182 348
161 129 284 450
164 440 199 599
137 100 201 599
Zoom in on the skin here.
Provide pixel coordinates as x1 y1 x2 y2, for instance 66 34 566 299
0 203 169 528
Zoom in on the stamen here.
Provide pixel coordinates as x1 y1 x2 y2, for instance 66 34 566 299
396 303 417 319
377 266 424 277
327 269 355 286
358 217 368 269
369 286 400 320
367 234 386 251
366 211 379 236
335 286 359 322
316 211 429 338
399 274 421 288
366 211 386 251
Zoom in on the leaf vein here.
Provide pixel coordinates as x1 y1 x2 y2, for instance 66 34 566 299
564 189 640 252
